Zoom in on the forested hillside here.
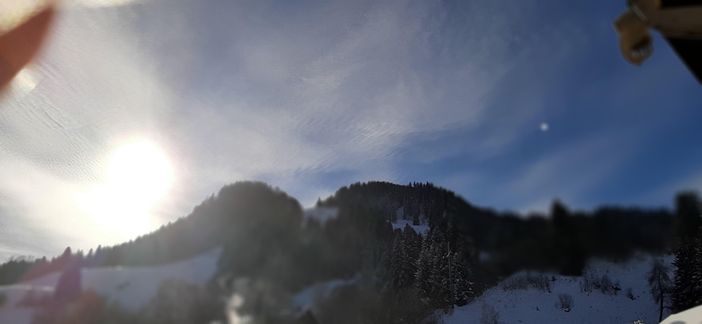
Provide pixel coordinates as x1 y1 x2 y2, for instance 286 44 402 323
322 182 673 278
0 181 691 323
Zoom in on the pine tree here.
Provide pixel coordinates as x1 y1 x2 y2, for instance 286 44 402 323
671 238 702 313
415 235 440 302
387 231 403 288
672 242 694 312
648 258 672 322
384 226 422 290
399 225 420 288
436 247 473 307
448 250 473 306
693 239 702 307
414 228 473 309
672 192 702 313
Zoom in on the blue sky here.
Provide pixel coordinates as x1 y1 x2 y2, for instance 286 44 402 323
0 0 701 259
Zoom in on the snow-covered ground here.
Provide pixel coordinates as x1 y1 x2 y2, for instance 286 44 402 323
662 303 702 323
293 275 358 313
444 254 673 324
0 247 682 324
391 206 429 236
391 219 429 236
0 248 220 323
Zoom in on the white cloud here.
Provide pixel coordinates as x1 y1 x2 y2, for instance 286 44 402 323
0 157 95 256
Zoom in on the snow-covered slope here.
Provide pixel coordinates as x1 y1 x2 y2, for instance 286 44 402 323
293 276 358 313
444 254 672 324
0 248 220 323
391 219 429 236
391 207 429 236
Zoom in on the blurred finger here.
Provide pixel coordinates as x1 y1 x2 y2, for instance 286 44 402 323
0 2 55 92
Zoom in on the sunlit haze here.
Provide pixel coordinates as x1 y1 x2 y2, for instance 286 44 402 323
77 139 174 241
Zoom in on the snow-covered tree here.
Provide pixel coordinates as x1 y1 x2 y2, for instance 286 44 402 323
441 250 473 306
415 228 473 309
385 225 423 290
415 235 441 302
672 192 702 313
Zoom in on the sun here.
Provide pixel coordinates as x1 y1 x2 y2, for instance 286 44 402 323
79 138 175 241
105 139 174 206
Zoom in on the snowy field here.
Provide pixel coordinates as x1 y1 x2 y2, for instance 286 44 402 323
0 249 682 324
293 275 358 314
0 248 220 323
444 254 673 324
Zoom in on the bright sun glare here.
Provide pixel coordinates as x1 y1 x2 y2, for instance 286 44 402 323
79 139 174 241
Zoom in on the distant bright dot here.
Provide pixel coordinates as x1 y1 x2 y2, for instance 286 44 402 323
540 122 549 132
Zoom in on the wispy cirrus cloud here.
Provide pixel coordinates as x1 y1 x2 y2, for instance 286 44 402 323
2 0 699 260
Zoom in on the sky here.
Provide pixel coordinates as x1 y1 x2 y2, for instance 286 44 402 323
1 0 701 260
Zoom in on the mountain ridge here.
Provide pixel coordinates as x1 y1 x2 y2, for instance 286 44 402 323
0 180 691 323
0 180 675 285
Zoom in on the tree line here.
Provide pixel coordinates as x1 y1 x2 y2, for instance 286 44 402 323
0 180 691 323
